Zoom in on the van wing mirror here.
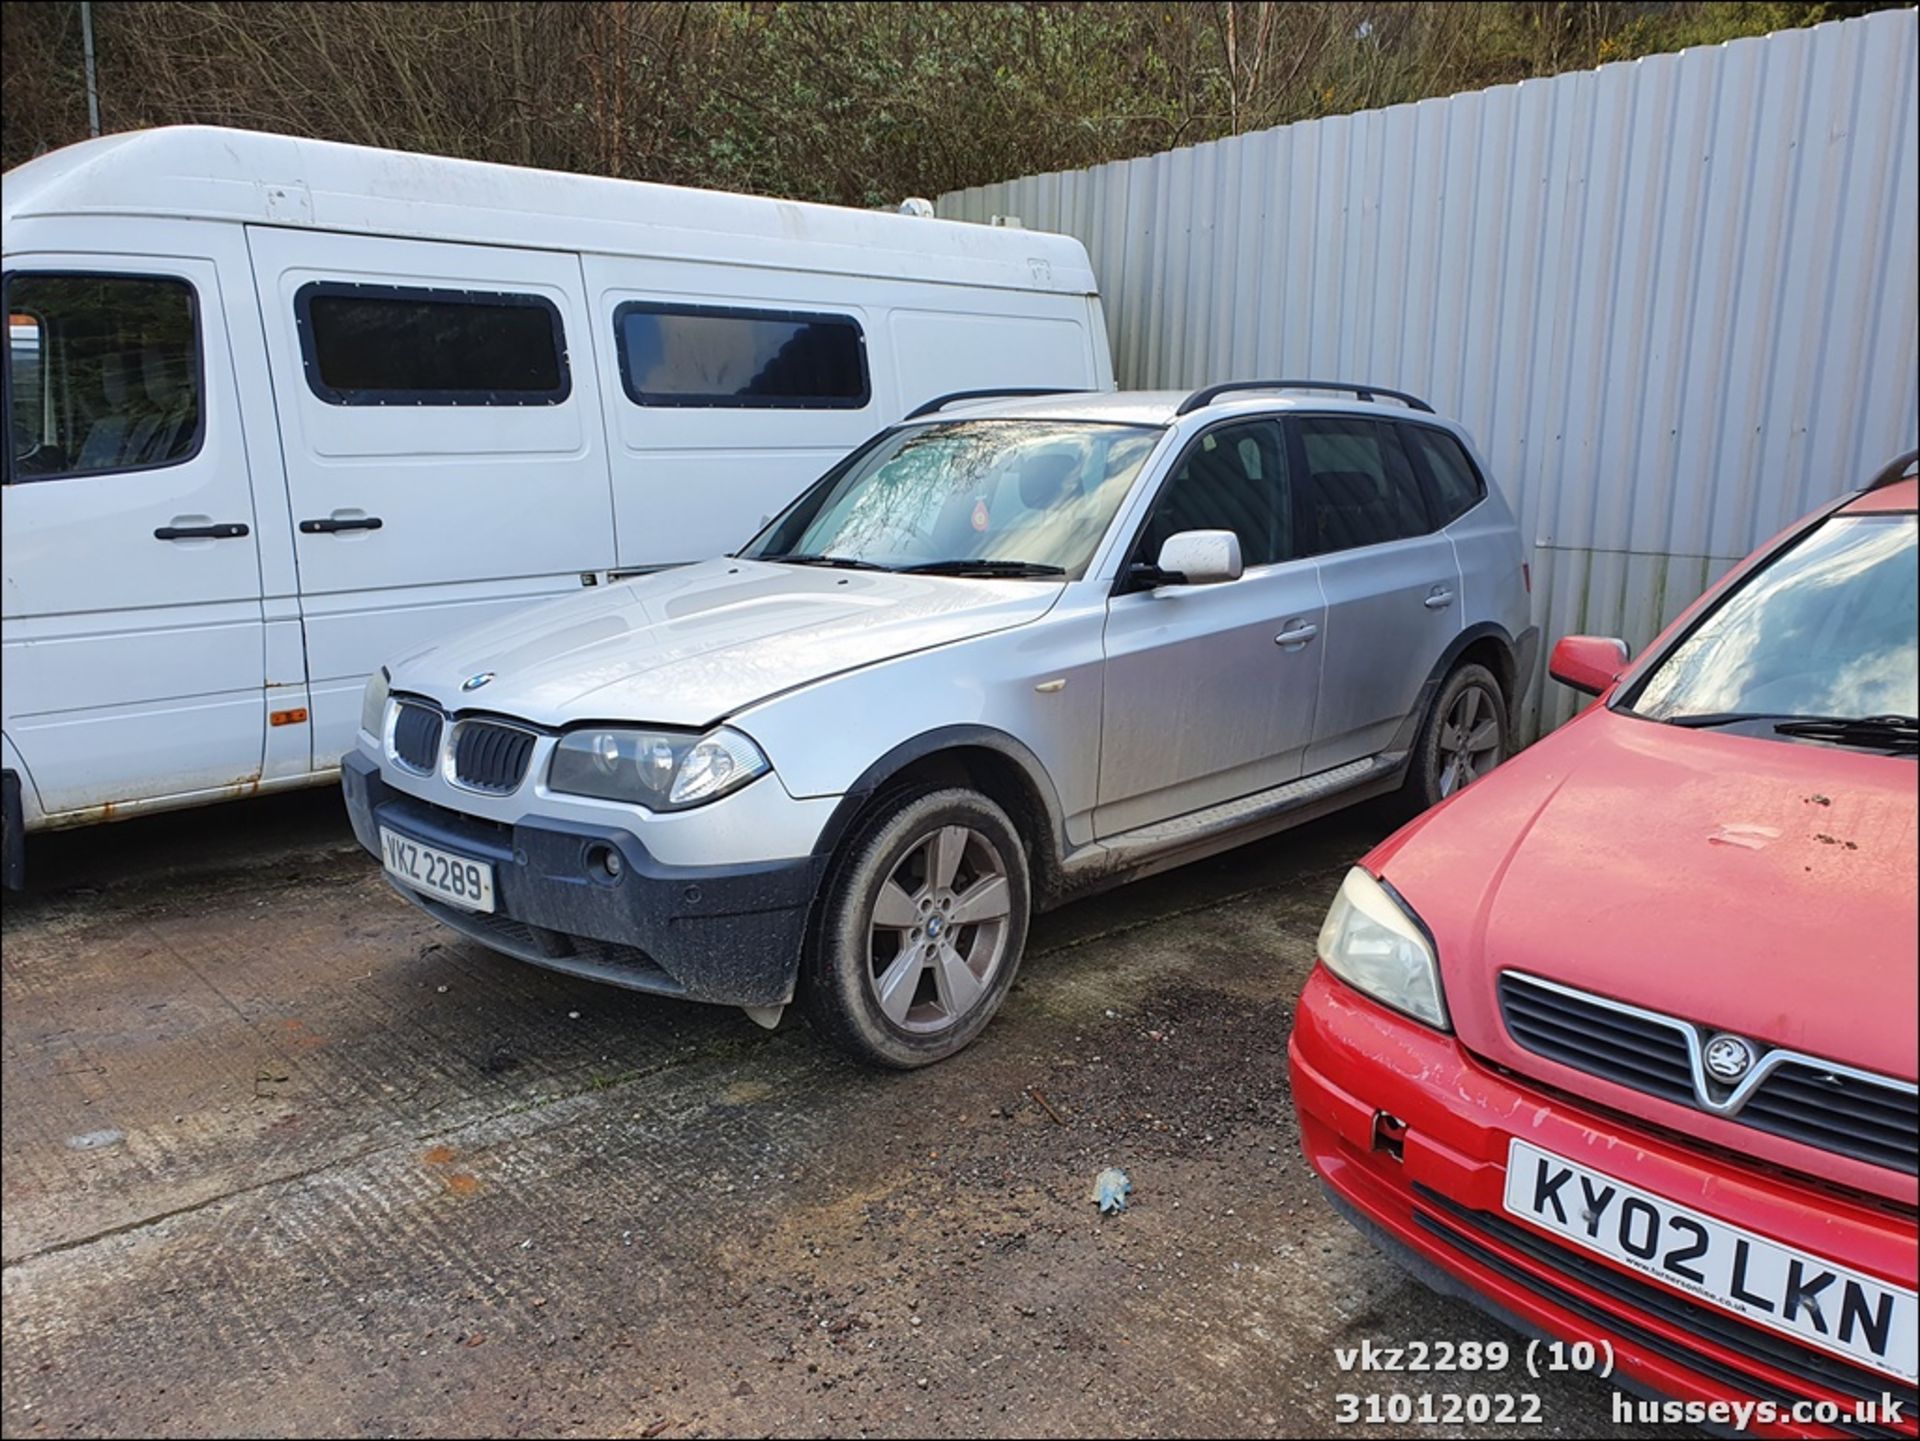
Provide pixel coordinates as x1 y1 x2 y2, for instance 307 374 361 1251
1150 530 1243 587
1549 635 1630 696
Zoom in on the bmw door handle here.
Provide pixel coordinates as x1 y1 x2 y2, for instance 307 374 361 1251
300 514 384 534
1424 586 1455 610
1275 622 1319 649
154 520 249 541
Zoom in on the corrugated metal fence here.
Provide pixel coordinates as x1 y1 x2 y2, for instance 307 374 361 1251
940 9 1920 735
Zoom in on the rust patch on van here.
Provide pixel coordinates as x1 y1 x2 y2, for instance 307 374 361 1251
37 771 281 831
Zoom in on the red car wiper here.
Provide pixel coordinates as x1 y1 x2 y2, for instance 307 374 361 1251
1659 710 1919 751
1773 714 1918 751
1658 711 1790 728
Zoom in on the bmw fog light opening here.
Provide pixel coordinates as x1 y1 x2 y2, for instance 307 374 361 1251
548 725 770 811
360 666 391 738
1317 866 1449 1030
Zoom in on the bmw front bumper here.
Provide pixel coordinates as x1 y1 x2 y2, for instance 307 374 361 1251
341 751 822 1008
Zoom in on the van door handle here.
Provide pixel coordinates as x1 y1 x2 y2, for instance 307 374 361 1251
1275 622 1319 648
1424 586 1455 610
300 515 384 534
155 521 249 541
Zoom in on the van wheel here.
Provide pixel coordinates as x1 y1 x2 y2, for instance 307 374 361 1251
802 786 1030 1069
1404 663 1509 812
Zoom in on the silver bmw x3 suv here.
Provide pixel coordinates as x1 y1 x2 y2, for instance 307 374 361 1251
343 381 1537 1066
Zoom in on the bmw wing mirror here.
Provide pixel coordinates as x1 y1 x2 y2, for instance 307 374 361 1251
1152 530 1243 587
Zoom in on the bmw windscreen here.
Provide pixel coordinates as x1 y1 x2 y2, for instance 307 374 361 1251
738 420 1163 579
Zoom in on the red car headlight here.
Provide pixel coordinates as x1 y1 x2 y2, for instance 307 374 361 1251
1317 867 1449 1030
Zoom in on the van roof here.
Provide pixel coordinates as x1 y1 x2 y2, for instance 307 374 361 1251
1 126 1097 296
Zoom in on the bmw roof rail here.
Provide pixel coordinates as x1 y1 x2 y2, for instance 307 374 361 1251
1175 379 1435 416
1863 448 1919 491
903 387 1085 420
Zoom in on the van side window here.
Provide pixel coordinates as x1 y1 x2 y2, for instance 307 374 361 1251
1135 419 1291 568
4 273 202 482
615 302 869 408
1291 417 1431 555
1406 424 1486 526
296 282 569 405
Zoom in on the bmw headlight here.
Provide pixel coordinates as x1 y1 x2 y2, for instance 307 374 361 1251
360 666 391 739
1316 867 1449 1029
548 726 770 811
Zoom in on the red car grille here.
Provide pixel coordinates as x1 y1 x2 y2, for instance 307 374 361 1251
1739 1064 1919 1173
1498 973 1918 1173
1413 1185 1917 1437
1500 972 1695 1102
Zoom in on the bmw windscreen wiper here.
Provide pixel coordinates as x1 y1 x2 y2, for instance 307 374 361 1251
766 553 895 572
1773 714 1918 751
898 558 1068 578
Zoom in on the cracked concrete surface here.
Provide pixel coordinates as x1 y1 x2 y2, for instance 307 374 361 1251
2 789 1636 1437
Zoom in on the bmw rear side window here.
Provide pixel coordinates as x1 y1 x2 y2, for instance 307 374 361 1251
1406 424 1486 526
1290 417 1430 554
615 302 869 408
296 282 570 405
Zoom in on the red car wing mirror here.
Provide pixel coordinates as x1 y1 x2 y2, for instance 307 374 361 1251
1549 635 1631 697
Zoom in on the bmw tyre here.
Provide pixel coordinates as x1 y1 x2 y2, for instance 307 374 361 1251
803 786 1030 1068
1406 662 1510 812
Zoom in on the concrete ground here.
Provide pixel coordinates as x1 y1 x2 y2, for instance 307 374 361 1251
1 788 1640 1438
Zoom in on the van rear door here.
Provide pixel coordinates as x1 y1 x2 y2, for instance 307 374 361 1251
246 229 612 769
2 255 268 820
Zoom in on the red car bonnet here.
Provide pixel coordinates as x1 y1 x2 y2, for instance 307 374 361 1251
1374 700 1917 1081
1371 476 1919 1140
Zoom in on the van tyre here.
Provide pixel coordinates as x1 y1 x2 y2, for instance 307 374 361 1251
802 786 1030 1068
1405 662 1509 812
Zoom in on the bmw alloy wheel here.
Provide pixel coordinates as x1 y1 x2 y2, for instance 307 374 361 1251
865 823 1013 1034
1436 681 1504 797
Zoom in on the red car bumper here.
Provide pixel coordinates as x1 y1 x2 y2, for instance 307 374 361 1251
1290 963 1918 1439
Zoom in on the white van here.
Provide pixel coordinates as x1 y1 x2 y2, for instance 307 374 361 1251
0 126 1112 880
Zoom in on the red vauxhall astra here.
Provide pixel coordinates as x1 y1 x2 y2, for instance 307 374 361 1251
1290 452 1918 1436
